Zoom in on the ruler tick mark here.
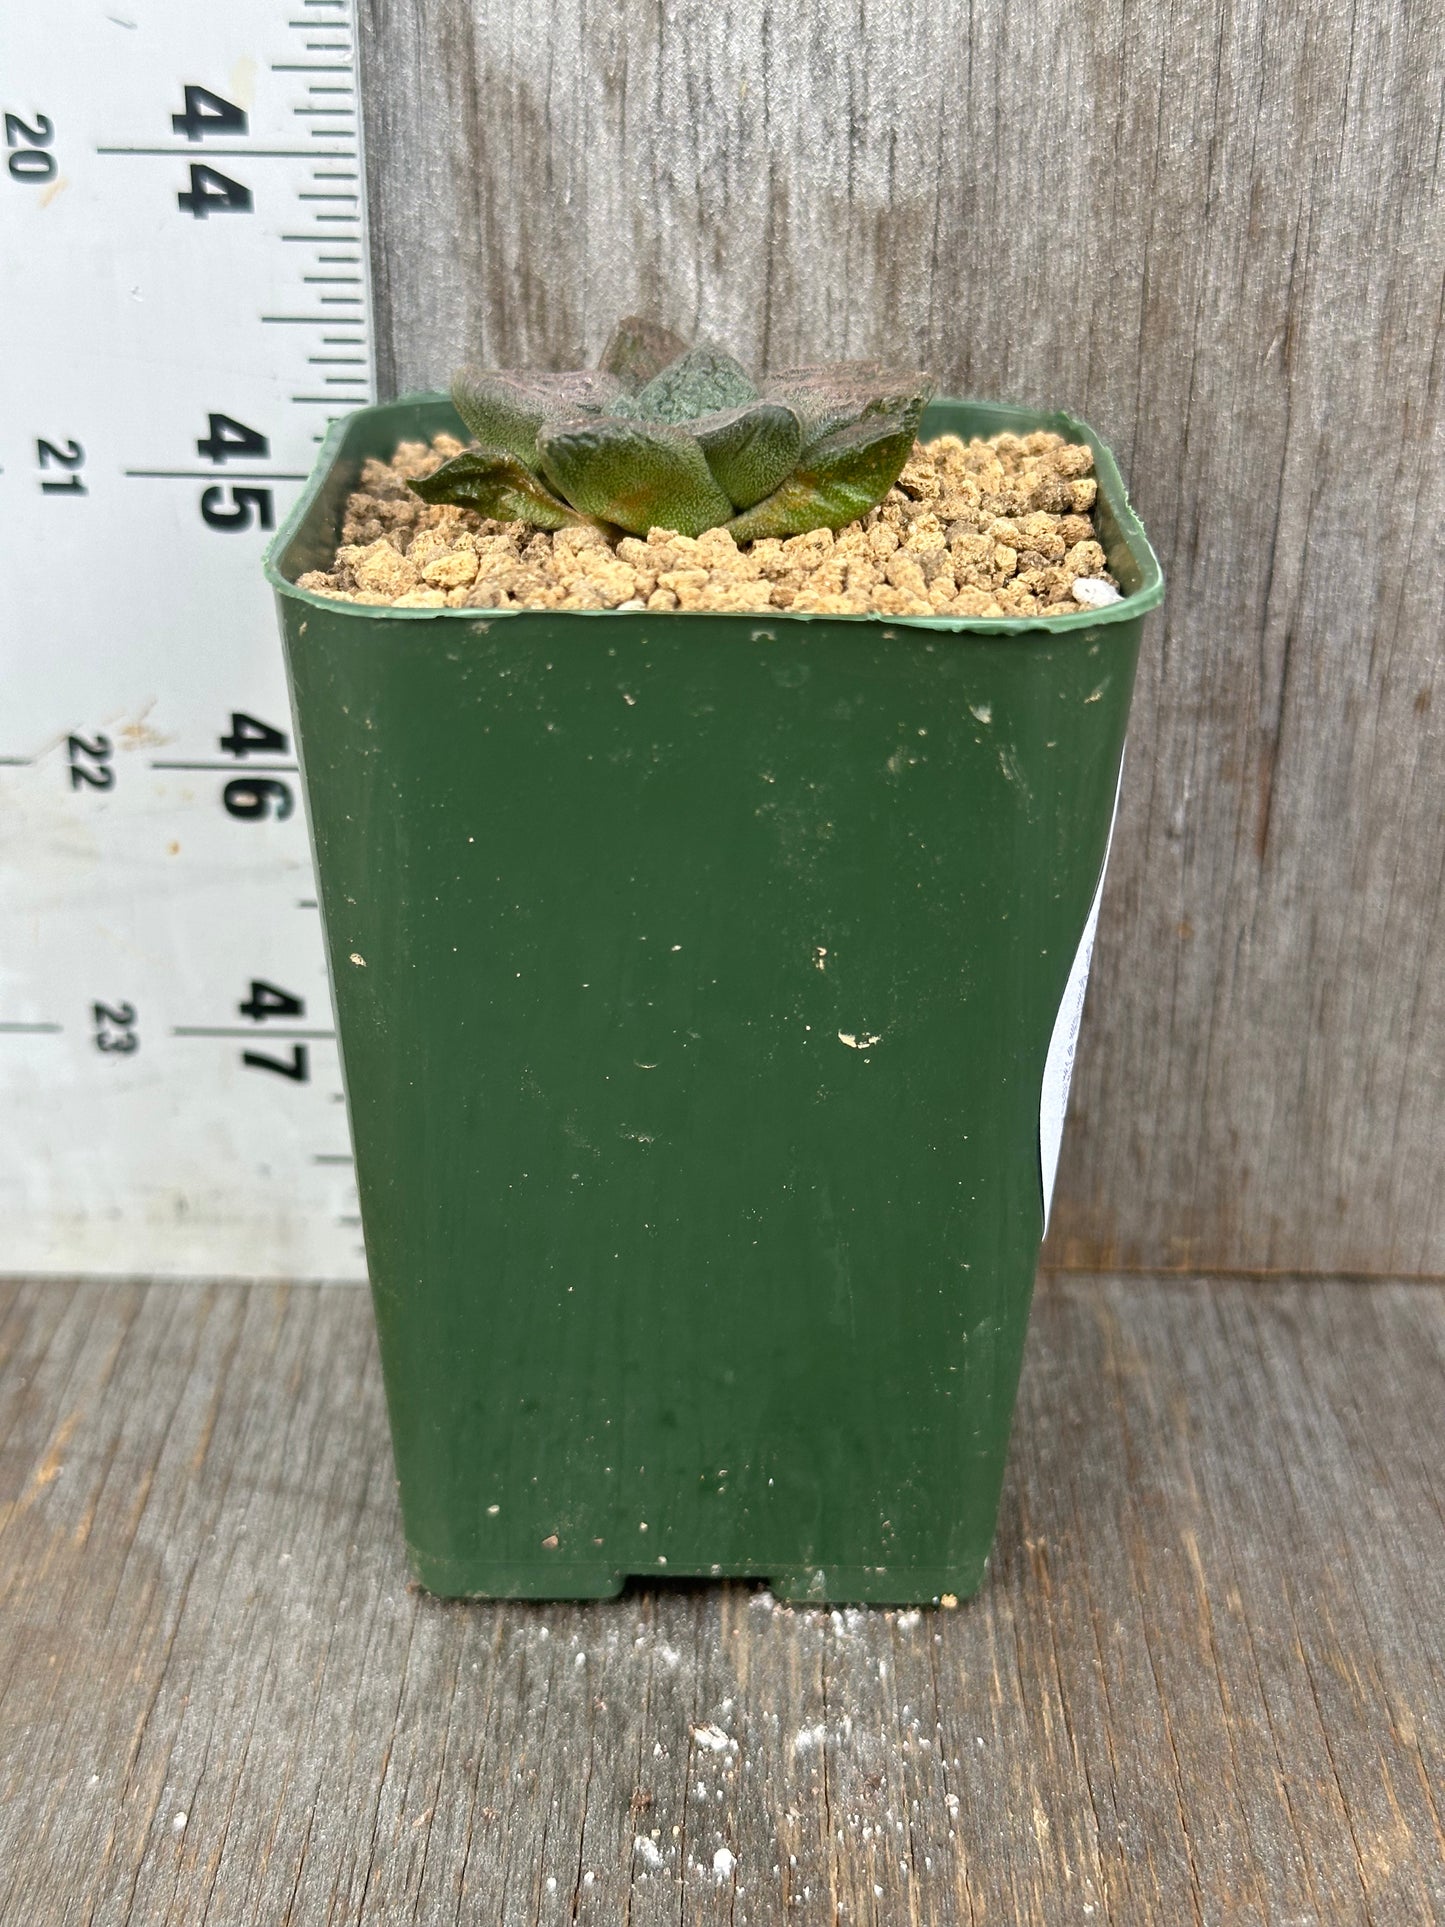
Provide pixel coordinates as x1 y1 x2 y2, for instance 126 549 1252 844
126 470 308 481
98 147 347 158
12 0 369 1278
173 1028 337 1040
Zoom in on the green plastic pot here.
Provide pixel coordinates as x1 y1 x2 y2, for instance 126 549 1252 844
266 394 1162 1604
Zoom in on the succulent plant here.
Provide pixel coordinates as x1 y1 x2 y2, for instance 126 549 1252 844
409 319 935 542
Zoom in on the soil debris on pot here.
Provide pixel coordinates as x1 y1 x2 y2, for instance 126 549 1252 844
297 430 1120 619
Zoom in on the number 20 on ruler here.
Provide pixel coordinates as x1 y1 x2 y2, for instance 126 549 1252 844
6 82 252 208
8 71 278 531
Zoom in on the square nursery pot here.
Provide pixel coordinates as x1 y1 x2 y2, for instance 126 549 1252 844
267 393 1163 1605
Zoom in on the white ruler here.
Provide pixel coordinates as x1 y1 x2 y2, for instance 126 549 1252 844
1 0 374 1278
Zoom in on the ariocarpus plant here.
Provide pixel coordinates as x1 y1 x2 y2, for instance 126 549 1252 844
409 316 935 542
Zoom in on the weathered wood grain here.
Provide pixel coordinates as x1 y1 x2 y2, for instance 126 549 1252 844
353 0 1445 1275
1 1274 1441 1923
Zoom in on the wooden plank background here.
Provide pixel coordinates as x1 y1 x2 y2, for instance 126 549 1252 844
353 0 1445 1279
3 1274 1442 1924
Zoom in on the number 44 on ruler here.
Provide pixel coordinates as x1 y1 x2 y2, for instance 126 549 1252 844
2 1 373 1278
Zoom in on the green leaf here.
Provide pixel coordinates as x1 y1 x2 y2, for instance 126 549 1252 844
407 448 589 529
693 400 804 509
597 316 690 389
725 411 919 543
537 416 735 537
632 344 758 425
450 370 624 467
764 364 935 446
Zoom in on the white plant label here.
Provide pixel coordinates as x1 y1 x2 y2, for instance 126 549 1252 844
1 0 373 1278
1038 755 1125 1236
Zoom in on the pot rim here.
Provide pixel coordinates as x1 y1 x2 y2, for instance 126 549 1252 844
265 391 1164 636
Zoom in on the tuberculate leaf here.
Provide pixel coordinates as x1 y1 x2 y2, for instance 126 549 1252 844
765 365 935 446
633 344 758 424
451 370 625 467
408 448 589 529
692 400 804 509
537 416 736 537
598 316 691 389
724 411 920 543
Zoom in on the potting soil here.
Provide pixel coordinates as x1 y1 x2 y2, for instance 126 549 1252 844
297 429 1120 619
